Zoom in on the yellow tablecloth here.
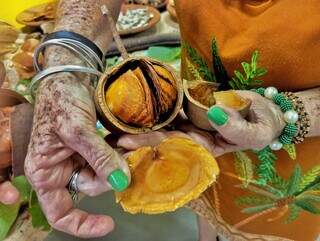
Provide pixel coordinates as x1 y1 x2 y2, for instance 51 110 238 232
0 0 51 28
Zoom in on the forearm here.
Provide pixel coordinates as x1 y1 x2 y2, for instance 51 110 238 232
44 0 122 68
33 1 123 140
295 87 320 137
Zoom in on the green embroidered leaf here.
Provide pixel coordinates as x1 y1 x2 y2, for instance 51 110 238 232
251 50 259 71
286 165 302 196
298 165 320 192
252 79 263 84
295 200 320 214
28 191 51 231
0 202 20 240
310 182 320 191
285 204 301 223
236 183 278 200
242 203 275 214
282 144 297 160
11 176 32 203
211 38 230 87
256 147 277 184
236 195 274 206
298 194 320 203
271 173 288 192
234 70 245 84
241 62 251 78
263 184 285 198
229 50 267 90
183 43 216 82
186 58 202 81
234 151 254 187
255 67 268 77
147 46 181 62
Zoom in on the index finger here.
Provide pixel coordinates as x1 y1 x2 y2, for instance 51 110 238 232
117 131 190 150
36 188 114 238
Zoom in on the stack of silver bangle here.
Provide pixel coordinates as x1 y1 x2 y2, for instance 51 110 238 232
29 38 105 97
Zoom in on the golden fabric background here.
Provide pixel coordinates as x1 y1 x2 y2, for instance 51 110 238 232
176 0 320 240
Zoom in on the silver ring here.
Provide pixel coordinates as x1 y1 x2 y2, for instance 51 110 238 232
67 168 82 202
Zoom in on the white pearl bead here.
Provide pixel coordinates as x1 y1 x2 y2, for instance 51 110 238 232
264 87 278 99
284 110 299 124
269 140 283 151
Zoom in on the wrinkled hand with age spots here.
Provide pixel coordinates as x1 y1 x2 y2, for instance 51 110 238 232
118 91 286 158
117 127 228 158
23 0 127 237
207 90 286 152
24 74 130 238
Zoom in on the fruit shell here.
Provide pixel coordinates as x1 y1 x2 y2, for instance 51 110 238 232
95 57 183 134
183 79 251 131
0 89 27 169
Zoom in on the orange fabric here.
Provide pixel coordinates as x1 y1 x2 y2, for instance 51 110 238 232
175 1 320 240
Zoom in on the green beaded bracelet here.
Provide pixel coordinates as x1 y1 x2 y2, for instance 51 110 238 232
253 87 299 151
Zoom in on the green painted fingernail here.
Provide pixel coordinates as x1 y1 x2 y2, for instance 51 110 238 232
207 106 229 126
107 169 129 192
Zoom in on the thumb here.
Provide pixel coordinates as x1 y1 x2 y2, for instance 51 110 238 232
207 105 263 148
60 126 131 192
0 181 20 205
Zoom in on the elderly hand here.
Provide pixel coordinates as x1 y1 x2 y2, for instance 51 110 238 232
207 90 286 153
25 74 130 238
118 90 285 159
117 125 228 158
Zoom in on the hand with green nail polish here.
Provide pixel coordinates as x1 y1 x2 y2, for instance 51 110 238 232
117 124 230 159
24 0 130 237
207 90 286 152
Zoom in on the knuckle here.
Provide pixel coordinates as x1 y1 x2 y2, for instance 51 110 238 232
92 150 115 175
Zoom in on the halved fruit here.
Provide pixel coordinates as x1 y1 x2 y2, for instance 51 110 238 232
116 137 219 214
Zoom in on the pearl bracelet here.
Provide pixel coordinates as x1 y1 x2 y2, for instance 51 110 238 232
253 87 299 151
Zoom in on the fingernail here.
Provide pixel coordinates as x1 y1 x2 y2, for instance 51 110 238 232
107 169 129 192
207 106 229 126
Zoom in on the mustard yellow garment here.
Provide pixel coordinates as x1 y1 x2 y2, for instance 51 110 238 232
176 1 320 240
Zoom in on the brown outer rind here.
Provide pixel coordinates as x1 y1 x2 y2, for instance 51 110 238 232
95 56 183 134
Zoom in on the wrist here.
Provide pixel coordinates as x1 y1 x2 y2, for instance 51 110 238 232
294 90 317 137
254 87 300 150
53 0 122 53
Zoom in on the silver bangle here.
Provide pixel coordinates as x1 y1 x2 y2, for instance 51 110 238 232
33 38 105 72
29 65 102 97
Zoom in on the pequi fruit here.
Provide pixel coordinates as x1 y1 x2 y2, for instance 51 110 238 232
11 38 41 79
16 1 58 27
0 21 20 58
183 80 251 131
116 137 219 214
106 68 155 127
95 57 183 134
214 90 249 113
